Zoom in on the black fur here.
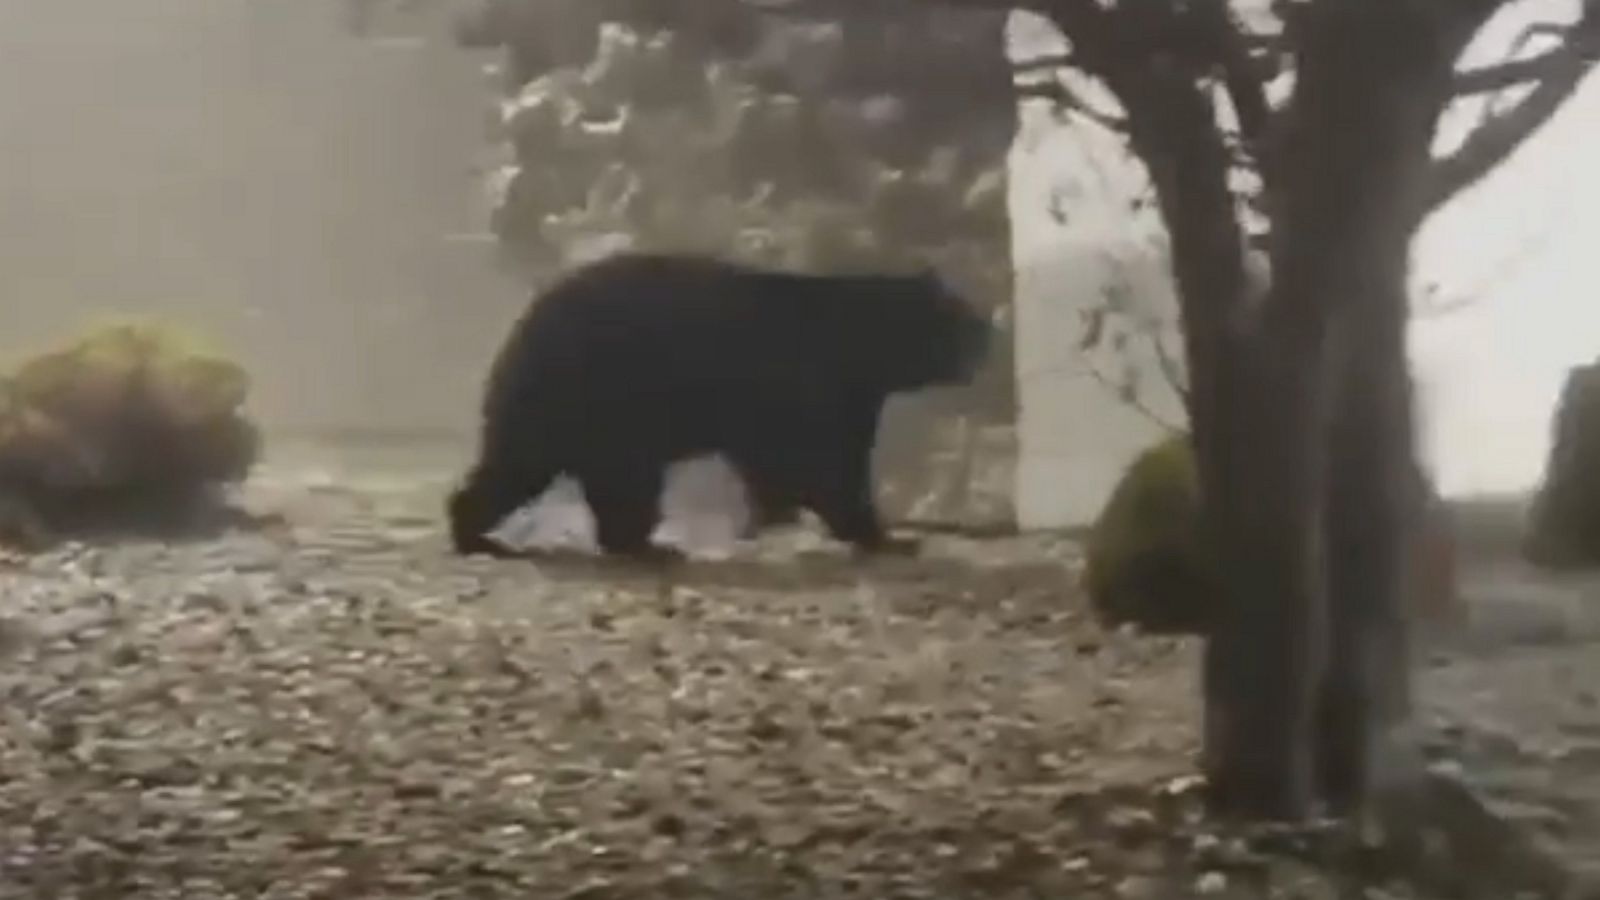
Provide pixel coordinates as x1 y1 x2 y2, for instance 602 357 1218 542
447 252 992 559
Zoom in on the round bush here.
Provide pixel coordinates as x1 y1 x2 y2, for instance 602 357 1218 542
1082 434 1215 635
0 321 260 547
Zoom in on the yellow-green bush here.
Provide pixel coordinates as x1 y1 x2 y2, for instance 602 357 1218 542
1083 434 1464 635
14 321 249 423
1082 433 1216 634
0 320 260 548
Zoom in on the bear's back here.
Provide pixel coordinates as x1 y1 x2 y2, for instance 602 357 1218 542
480 255 860 420
508 254 880 379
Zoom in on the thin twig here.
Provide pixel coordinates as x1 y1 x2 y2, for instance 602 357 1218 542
1078 360 1185 432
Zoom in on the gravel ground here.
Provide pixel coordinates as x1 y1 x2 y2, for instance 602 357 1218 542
1415 556 1600 887
0 447 1596 899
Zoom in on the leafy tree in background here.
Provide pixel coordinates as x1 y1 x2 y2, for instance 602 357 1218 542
358 0 1600 824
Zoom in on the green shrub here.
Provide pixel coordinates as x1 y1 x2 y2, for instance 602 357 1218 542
1082 433 1215 634
0 320 260 548
1083 433 1463 635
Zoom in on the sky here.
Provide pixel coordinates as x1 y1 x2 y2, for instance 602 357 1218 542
1412 0 1600 496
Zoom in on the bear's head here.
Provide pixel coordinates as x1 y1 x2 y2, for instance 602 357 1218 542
872 268 993 391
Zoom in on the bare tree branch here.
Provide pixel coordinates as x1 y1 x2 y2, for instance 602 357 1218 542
1426 2 1600 210
1149 326 1192 405
1453 39 1597 96
1037 0 1250 444
1430 64 1598 208
1079 357 1186 432
1192 0 1275 153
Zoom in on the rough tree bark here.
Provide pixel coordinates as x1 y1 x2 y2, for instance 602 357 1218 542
1291 5 1451 812
1045 2 1333 816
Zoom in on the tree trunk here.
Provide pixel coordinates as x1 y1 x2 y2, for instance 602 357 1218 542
1053 0 1492 819
1318 289 1418 812
1250 1 1466 815
1121 0 1469 818
1088 43 1328 820
1201 301 1334 820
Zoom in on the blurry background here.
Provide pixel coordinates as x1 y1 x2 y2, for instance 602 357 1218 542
3 0 1597 520
0 0 522 438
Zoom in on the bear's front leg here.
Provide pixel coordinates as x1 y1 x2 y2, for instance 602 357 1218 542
579 462 681 564
447 456 560 557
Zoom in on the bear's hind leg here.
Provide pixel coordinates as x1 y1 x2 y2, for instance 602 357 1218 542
726 455 801 537
809 401 919 557
447 457 559 557
813 472 913 556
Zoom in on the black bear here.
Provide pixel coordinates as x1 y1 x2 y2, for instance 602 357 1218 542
447 251 992 560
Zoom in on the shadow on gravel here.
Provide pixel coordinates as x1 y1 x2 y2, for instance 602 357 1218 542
7 498 289 554
479 542 1074 600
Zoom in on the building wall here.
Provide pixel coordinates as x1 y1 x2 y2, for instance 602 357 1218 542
1006 12 1183 529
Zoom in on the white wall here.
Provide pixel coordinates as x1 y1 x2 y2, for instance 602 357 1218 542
1007 13 1183 529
